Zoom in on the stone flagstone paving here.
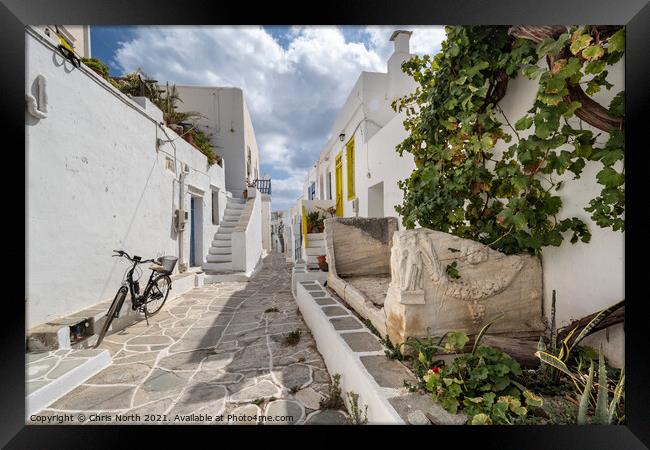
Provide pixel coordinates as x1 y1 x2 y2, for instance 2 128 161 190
29 253 348 425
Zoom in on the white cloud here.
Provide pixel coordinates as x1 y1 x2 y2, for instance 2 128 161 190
113 25 446 210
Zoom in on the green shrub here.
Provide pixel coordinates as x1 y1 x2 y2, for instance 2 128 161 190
423 332 543 425
81 57 110 78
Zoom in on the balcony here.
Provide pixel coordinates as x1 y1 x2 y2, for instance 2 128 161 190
254 178 272 195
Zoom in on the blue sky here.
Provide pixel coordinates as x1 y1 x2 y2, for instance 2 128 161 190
90 26 446 210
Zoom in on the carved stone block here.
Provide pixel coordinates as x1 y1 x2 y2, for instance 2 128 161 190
384 228 545 345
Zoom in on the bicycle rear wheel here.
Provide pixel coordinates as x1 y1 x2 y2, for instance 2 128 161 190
94 289 126 348
144 275 171 316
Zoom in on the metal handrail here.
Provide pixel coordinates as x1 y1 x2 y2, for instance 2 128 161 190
254 178 272 195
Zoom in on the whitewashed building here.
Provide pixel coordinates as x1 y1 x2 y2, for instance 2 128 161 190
25 25 266 335
174 85 273 264
298 30 417 223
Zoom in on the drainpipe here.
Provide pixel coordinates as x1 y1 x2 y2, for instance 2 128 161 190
178 168 187 273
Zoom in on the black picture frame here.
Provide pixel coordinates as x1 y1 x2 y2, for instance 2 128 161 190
3 0 648 447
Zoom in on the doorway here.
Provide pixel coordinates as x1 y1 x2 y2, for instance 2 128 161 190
190 195 203 267
368 182 384 218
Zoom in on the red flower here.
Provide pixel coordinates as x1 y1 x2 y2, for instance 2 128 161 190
432 367 440 374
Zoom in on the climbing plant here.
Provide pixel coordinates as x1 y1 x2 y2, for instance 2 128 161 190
393 26 624 255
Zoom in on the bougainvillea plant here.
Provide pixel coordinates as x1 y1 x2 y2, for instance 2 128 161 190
393 25 624 255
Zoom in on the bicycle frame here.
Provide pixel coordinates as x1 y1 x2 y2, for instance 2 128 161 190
122 258 158 312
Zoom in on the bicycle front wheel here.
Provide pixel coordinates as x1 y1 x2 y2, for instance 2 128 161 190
94 288 126 348
144 275 171 316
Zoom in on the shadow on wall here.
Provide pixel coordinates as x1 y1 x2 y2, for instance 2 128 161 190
95 149 175 305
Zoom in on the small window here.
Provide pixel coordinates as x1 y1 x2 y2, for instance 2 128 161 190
346 137 355 200
165 156 175 172
211 190 219 225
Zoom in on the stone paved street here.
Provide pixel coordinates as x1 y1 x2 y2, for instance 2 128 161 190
31 253 347 425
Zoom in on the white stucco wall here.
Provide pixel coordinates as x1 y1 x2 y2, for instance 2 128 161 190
261 194 272 251
26 28 226 328
175 86 260 197
245 193 263 273
494 61 625 367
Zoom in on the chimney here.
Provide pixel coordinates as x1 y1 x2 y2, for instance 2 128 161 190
387 30 415 102
389 30 412 54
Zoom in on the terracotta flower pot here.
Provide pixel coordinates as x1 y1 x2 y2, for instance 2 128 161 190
317 255 328 272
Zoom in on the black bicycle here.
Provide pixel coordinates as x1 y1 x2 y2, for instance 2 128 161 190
94 250 176 348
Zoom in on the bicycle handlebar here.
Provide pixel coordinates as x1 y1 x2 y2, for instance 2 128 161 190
112 250 156 264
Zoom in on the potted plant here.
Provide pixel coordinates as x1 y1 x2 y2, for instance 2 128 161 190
317 255 328 272
306 211 324 233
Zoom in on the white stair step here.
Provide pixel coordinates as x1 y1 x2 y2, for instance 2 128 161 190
207 254 232 263
307 233 325 240
306 247 326 256
214 233 232 240
219 224 236 230
26 349 111 418
202 261 234 271
212 240 232 247
227 203 245 210
229 198 246 204
307 255 320 264
209 246 232 255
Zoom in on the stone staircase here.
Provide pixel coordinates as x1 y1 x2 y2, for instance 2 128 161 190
202 196 246 272
305 232 326 269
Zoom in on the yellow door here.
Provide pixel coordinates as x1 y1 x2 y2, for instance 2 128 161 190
301 205 308 248
335 152 343 217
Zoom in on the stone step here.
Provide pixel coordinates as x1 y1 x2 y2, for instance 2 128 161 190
228 198 246 204
305 247 326 256
202 261 234 272
227 203 245 210
209 246 232 255
212 239 232 248
26 349 111 419
207 254 232 263
218 223 236 230
214 233 232 240
307 233 325 240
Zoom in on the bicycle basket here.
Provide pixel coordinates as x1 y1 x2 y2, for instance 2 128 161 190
159 256 178 274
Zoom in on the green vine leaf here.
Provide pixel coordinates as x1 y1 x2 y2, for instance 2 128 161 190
570 31 592 55
608 28 625 54
583 45 605 61
609 91 625 118
446 261 461 279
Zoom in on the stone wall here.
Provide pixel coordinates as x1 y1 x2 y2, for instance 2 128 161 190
324 217 398 277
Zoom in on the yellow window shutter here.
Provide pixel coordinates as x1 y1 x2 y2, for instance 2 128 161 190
346 138 355 200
